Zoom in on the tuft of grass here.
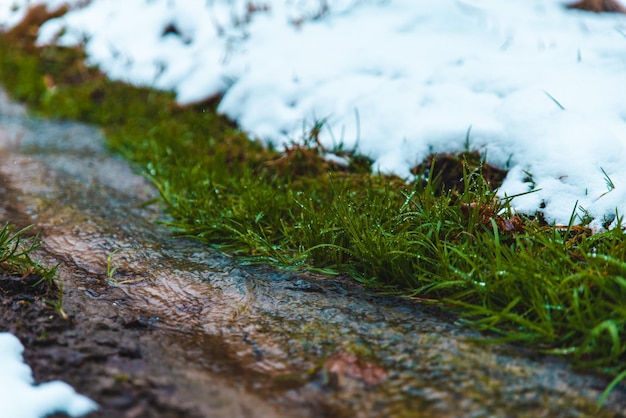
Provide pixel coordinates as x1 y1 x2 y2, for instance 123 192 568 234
0 223 52 278
596 167 616 201
106 249 122 280
1 11 626 406
0 223 64 317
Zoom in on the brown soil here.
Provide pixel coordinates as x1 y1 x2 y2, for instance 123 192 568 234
0 273 204 418
566 0 626 13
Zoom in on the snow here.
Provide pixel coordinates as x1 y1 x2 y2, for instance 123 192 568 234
1 0 625 227
0 332 97 418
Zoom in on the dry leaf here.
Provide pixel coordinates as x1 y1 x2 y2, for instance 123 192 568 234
322 351 387 386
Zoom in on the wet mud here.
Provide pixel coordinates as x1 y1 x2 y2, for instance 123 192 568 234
1 88 625 417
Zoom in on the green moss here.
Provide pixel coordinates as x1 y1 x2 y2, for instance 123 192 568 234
1 15 626 406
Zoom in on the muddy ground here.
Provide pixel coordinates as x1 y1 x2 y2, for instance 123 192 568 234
0 87 280 418
0 271 206 418
2 87 626 418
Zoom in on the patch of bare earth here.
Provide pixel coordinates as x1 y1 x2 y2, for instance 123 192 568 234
0 271 205 418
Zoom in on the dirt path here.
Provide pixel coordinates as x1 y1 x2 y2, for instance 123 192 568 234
0 89 282 417
1 88 626 418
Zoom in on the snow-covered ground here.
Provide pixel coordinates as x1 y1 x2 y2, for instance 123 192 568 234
0 332 96 418
2 0 626 228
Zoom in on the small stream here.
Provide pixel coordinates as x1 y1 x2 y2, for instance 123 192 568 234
1 88 624 417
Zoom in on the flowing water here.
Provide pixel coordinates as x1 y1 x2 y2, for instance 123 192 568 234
0 88 625 417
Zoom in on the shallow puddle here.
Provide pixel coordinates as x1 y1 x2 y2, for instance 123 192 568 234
1 88 625 417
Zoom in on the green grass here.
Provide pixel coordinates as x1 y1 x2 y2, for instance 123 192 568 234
0 222 63 316
1 12 625 406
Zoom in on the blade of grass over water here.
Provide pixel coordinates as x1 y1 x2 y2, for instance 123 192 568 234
1 12 625 405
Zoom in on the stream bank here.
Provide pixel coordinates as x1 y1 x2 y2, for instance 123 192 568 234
1 88 625 417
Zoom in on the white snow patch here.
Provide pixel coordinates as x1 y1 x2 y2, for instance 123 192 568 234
0 332 97 418
2 0 626 227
